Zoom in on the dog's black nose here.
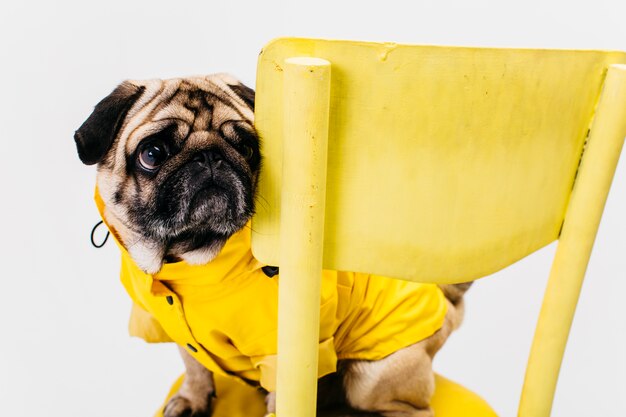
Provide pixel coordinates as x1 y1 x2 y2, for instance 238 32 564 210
192 150 223 169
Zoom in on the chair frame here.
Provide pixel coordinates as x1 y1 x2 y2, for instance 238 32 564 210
263 54 626 417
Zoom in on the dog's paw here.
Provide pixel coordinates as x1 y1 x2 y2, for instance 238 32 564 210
163 394 212 417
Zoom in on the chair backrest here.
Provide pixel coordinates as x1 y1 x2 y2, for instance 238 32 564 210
252 38 626 284
251 38 626 417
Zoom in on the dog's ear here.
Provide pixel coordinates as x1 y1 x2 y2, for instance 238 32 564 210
74 82 145 165
229 82 255 110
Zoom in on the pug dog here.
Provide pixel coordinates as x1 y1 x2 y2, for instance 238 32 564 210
75 75 470 417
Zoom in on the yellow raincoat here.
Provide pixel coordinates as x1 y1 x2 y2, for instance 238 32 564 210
95 191 447 391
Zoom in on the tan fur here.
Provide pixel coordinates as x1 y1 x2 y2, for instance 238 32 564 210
340 301 462 417
164 347 215 417
259 300 464 417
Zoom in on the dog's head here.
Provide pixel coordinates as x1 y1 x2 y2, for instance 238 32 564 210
75 75 259 273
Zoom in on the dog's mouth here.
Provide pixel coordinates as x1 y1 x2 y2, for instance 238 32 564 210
187 184 231 219
147 164 253 238
191 183 228 204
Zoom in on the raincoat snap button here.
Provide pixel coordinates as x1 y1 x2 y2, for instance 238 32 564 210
166 296 174 305
187 344 198 352
262 265 279 278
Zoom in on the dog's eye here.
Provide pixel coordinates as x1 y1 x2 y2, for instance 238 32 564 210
138 140 169 171
241 144 255 161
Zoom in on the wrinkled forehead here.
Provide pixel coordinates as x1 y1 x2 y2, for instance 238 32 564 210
118 75 254 154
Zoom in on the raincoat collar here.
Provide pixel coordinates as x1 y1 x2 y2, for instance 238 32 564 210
94 188 259 286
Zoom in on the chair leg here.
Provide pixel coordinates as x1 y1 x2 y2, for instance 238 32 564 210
275 57 332 417
518 64 626 417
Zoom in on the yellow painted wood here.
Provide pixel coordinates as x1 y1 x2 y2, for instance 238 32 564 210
518 64 626 417
253 38 626 284
155 373 497 417
431 374 498 417
252 38 626 417
275 57 331 417
154 373 267 417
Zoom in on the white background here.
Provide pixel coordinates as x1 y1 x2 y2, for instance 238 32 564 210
1 1 625 416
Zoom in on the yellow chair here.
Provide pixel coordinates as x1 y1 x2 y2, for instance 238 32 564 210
156 38 626 417
251 39 626 417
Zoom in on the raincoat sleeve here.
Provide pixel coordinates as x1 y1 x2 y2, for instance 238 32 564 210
128 302 174 343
